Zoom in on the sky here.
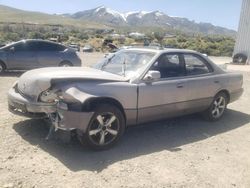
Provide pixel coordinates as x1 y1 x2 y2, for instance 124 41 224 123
0 0 243 30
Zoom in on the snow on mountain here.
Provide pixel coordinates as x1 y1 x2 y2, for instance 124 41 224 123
71 7 166 23
68 6 236 36
94 6 127 21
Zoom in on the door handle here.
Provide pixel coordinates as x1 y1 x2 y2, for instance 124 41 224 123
214 80 220 84
177 83 184 88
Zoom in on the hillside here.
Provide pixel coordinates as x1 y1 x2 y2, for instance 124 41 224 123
0 5 107 29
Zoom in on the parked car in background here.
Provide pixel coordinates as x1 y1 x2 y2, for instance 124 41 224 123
69 43 80 52
0 39 81 73
8 48 243 150
82 44 94 52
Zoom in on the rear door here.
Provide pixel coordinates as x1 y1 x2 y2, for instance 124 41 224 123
182 53 221 113
36 41 65 67
137 53 188 123
7 41 38 70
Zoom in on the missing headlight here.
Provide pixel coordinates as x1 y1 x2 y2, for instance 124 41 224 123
39 89 59 103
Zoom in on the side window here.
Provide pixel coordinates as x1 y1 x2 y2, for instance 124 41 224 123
150 53 184 78
184 54 212 75
48 43 66 51
58 44 66 51
36 42 51 51
27 42 40 51
14 42 28 51
36 42 65 51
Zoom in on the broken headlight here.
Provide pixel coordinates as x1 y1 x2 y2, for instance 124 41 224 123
39 89 59 103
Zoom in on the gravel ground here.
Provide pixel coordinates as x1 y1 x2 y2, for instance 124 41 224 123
0 54 250 188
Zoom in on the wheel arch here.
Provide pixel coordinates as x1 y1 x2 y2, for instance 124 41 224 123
216 89 230 103
0 60 7 70
83 97 127 123
59 60 73 66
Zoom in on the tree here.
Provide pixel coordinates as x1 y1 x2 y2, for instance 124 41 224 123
154 31 165 46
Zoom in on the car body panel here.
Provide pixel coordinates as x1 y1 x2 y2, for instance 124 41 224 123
17 67 128 101
36 51 62 67
7 50 38 69
138 78 188 123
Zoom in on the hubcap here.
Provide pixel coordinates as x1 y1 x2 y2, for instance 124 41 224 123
88 113 119 145
211 96 226 118
0 65 3 72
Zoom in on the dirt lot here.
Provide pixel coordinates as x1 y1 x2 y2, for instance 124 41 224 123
0 54 250 188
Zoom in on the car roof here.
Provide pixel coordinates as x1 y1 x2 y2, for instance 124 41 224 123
9 39 65 47
0 39 69 50
123 47 198 54
23 39 63 44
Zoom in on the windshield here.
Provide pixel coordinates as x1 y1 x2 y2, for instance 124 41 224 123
93 50 156 78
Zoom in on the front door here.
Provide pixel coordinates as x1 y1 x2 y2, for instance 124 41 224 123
7 41 38 70
137 53 187 124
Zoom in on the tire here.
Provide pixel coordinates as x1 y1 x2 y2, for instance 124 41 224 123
233 53 247 64
78 104 125 150
0 61 6 74
202 92 228 121
59 61 73 67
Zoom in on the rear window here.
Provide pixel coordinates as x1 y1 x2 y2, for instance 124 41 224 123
184 54 212 75
36 42 66 51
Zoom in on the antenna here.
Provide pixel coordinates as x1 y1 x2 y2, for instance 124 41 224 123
122 57 126 76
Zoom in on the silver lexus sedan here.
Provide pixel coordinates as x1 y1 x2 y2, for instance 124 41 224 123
8 48 243 150
0 39 81 73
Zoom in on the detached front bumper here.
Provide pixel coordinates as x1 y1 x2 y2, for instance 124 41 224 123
8 87 94 132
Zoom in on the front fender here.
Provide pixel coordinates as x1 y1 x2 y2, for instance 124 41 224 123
62 86 98 104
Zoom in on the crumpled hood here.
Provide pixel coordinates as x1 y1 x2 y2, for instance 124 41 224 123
17 67 127 98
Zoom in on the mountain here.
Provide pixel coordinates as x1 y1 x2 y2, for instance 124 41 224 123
0 5 236 36
69 6 236 36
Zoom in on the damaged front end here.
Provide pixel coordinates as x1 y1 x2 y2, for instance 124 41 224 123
48 101 94 132
8 83 95 140
44 87 95 140
46 101 94 140
41 86 96 139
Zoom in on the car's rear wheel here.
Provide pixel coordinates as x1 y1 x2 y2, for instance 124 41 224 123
59 61 73 67
0 61 6 74
78 104 125 150
202 92 228 121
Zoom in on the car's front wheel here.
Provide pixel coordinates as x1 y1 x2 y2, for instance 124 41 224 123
203 92 228 121
0 61 6 74
78 104 125 150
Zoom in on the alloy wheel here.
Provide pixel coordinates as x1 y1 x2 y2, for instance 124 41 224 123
211 96 226 119
88 112 119 146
